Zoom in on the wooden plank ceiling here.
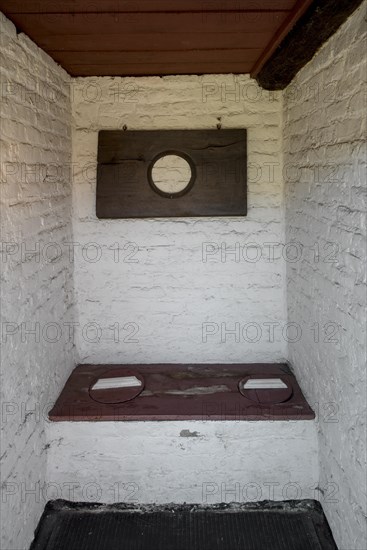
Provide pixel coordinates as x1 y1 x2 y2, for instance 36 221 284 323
0 0 314 78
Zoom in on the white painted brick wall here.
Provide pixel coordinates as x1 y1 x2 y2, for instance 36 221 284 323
283 4 367 549
72 75 287 365
0 14 76 550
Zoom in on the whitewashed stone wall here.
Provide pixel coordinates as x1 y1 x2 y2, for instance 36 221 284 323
283 4 367 549
72 75 287 365
0 14 76 550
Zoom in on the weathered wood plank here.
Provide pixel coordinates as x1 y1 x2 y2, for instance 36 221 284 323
96 130 247 218
66 62 254 76
36 33 271 52
8 12 287 35
0 1 294 14
51 49 262 65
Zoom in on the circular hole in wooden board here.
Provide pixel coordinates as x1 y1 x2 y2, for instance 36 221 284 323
148 151 196 198
238 375 293 405
89 370 145 404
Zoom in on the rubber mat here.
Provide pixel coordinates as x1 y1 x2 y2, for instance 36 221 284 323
30 501 338 550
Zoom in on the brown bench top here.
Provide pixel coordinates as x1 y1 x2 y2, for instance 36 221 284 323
49 363 315 421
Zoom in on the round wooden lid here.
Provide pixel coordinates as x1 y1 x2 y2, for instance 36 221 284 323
89 370 145 404
238 375 293 404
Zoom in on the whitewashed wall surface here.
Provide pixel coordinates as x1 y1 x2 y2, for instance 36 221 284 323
284 3 367 549
0 13 76 550
71 73 287 365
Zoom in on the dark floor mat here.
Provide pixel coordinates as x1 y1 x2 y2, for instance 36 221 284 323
30 500 338 550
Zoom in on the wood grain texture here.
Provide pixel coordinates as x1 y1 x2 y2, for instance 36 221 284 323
0 1 294 14
0 0 297 78
49 363 315 421
67 63 255 77
51 49 263 65
3 0 356 86
39 33 271 51
49 48 260 74
96 130 247 218
8 12 287 35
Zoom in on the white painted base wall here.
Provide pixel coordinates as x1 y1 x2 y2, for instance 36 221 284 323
46 421 318 505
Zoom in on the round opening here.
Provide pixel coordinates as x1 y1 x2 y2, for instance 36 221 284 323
238 376 293 405
88 370 145 405
148 152 195 198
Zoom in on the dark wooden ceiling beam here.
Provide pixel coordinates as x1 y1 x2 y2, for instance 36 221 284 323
254 0 366 89
250 0 314 77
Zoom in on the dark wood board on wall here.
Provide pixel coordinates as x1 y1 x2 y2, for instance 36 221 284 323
96 129 247 218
